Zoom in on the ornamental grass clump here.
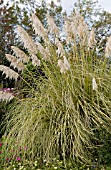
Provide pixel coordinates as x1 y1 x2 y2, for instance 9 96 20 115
2 12 111 165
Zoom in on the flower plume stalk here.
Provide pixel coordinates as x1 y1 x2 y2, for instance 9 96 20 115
0 91 14 102
5 54 25 72
11 46 29 63
58 56 70 73
16 25 37 54
77 20 89 43
55 38 65 57
30 14 48 41
31 54 41 66
64 18 75 43
16 25 40 66
78 14 89 42
46 14 60 37
0 65 19 80
88 28 96 48
36 42 50 60
65 13 89 44
92 77 98 90
105 36 111 58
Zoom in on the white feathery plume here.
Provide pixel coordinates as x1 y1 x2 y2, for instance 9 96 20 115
63 56 70 70
11 46 29 63
64 18 75 43
88 28 96 48
77 21 89 42
69 13 89 43
36 42 50 60
0 65 19 80
30 54 41 66
55 38 65 57
17 25 37 54
0 91 14 102
5 54 24 72
58 56 70 73
92 77 98 90
30 14 48 41
70 13 83 32
65 13 89 44
105 36 111 58
46 14 59 37
31 54 41 66
16 25 40 66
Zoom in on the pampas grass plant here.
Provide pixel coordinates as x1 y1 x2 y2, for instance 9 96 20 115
1 12 111 166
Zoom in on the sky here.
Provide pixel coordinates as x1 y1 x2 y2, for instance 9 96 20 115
4 0 111 14
97 0 111 12
60 0 111 14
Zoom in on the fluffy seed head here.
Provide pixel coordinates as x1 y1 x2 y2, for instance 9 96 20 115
55 38 65 57
16 25 41 66
58 56 70 73
5 54 24 72
64 18 75 43
0 91 14 102
77 21 89 42
92 77 98 90
88 28 96 48
36 42 50 60
46 14 59 37
105 36 111 58
11 46 29 63
0 65 19 80
30 14 48 41
31 54 41 66
16 25 37 54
